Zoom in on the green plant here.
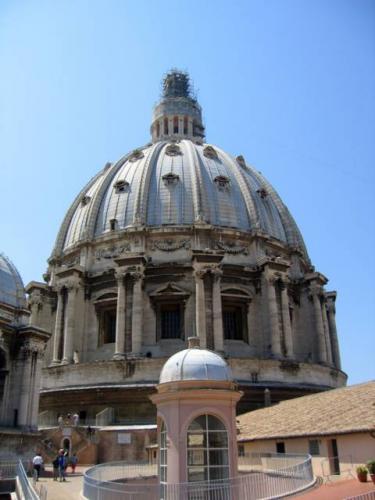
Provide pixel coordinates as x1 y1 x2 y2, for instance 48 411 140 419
356 465 368 474
367 460 375 474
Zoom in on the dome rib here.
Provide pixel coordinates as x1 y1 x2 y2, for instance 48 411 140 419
52 169 106 257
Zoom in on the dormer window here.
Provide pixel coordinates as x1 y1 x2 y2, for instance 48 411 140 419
162 172 180 186
257 188 268 199
109 219 118 231
129 149 144 162
214 175 230 191
81 195 91 206
203 145 218 159
165 143 182 156
114 180 129 193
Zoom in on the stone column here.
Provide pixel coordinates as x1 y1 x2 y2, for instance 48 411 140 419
29 291 42 325
113 269 126 360
18 342 45 429
194 270 207 348
62 279 79 364
311 285 328 363
321 299 333 364
280 281 294 358
212 268 224 352
266 276 282 357
188 118 193 137
326 298 341 369
51 286 64 365
131 272 143 356
178 115 183 135
168 117 173 136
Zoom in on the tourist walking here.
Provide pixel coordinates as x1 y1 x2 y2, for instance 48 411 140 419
52 455 59 481
70 453 78 473
58 449 66 482
32 453 43 481
57 414 63 428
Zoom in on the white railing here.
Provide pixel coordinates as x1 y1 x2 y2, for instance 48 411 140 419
345 493 375 500
82 453 315 500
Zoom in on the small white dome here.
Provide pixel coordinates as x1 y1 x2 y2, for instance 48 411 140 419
159 339 232 384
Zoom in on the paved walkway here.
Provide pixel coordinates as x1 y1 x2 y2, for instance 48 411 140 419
36 466 87 500
294 477 375 499
35 469 375 500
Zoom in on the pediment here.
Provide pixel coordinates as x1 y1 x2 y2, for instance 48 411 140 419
150 282 189 297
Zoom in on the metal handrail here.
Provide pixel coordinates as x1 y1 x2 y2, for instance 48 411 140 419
82 453 315 500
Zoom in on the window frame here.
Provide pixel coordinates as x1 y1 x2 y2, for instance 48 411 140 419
186 414 230 483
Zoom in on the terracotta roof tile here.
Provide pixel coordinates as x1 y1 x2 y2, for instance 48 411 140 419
237 381 375 442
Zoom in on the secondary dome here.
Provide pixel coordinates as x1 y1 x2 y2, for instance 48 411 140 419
0 253 26 308
159 337 232 384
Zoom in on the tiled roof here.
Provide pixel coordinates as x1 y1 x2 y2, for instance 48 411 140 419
237 381 375 442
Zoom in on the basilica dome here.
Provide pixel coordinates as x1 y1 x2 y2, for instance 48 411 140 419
0 253 26 309
53 140 307 257
36 70 345 430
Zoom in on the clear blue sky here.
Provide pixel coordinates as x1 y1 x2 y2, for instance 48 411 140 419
0 0 374 385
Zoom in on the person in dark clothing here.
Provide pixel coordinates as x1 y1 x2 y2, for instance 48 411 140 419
52 455 59 481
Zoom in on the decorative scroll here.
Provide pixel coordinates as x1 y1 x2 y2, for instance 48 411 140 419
165 143 182 156
96 244 131 260
62 254 80 267
203 145 218 159
214 240 248 255
81 195 91 206
128 149 144 162
114 180 130 193
150 239 190 252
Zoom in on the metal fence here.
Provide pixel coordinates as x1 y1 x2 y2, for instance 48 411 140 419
345 492 375 500
0 458 46 499
82 453 315 500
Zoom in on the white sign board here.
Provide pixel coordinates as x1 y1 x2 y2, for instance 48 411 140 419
62 427 72 436
118 433 131 444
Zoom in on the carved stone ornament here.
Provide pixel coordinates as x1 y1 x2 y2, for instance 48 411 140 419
203 145 218 159
63 278 81 292
20 340 46 358
96 244 131 260
151 239 190 252
28 293 43 308
165 143 182 156
236 155 247 169
81 195 91 206
162 172 180 186
214 175 230 191
214 240 248 255
195 265 222 279
114 180 130 193
128 149 144 162
256 187 268 199
62 253 80 268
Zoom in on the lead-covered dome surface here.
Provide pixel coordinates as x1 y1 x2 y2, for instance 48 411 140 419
159 345 232 384
53 139 307 256
0 253 26 308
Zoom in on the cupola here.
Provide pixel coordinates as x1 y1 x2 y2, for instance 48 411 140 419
151 69 205 142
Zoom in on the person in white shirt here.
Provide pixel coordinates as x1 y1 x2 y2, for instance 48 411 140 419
32 453 44 481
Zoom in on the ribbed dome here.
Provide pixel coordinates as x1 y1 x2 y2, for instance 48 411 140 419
53 140 307 257
0 253 26 308
159 343 232 384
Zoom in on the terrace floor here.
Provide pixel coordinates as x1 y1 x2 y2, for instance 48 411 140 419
293 477 375 499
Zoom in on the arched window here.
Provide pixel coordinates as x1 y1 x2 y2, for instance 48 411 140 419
159 420 167 495
164 118 168 135
183 116 188 135
187 414 229 482
156 121 160 138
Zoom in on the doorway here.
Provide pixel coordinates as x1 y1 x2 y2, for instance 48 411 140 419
328 438 340 475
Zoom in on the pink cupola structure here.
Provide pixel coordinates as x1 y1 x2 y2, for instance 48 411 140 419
150 337 242 489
